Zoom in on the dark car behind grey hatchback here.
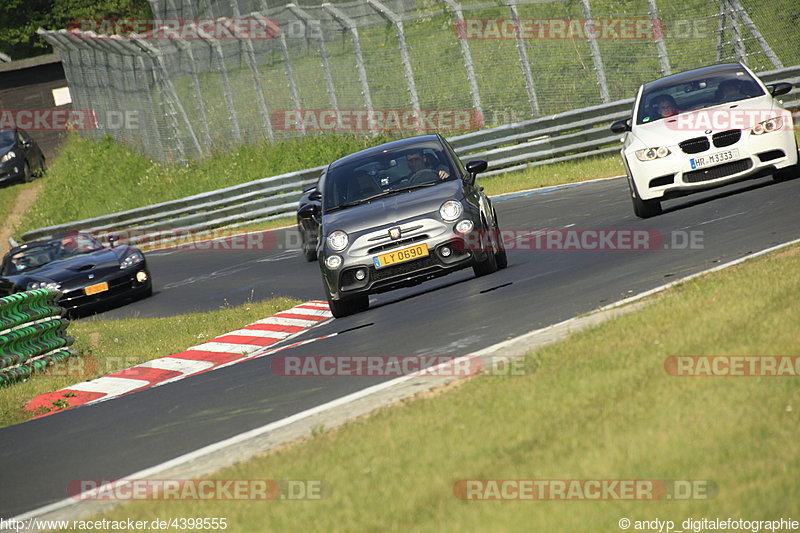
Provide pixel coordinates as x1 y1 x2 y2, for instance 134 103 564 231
300 134 506 318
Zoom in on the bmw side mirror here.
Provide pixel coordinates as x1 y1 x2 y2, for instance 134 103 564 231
610 119 631 134
768 82 792 97
465 159 488 186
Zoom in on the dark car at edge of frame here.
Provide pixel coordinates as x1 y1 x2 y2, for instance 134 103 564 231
0 129 46 186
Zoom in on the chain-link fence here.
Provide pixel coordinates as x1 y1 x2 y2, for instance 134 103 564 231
38 0 800 164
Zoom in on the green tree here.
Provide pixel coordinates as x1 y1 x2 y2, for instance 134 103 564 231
0 0 152 60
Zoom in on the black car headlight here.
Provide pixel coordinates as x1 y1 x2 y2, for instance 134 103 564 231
120 250 144 269
27 280 61 291
1 151 15 163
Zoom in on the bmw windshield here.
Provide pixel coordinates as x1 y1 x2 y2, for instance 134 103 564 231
636 64 764 125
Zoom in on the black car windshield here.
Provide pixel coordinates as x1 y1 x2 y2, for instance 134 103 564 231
2 234 104 275
0 130 15 152
636 65 764 125
323 143 455 212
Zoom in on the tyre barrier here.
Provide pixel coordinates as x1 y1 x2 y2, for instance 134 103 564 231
0 289 75 387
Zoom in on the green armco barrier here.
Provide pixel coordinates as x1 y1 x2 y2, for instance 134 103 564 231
0 349 74 387
0 318 73 368
0 289 64 332
0 290 76 387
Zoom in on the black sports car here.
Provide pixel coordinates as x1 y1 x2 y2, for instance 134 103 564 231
303 134 506 318
0 129 46 186
0 232 152 315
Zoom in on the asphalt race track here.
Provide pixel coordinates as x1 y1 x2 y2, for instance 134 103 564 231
2 174 799 518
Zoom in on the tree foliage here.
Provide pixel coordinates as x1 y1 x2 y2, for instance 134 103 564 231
0 0 152 60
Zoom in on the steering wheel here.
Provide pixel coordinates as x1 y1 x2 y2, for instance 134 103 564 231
409 168 438 185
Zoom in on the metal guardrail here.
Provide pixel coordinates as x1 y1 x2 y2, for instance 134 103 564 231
21 65 800 245
0 289 75 387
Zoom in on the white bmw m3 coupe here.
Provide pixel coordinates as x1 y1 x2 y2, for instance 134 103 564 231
611 63 798 218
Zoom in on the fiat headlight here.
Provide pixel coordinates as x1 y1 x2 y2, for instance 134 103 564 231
439 200 463 222
327 231 348 252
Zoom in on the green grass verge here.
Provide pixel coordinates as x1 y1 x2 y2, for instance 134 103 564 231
11 131 627 239
0 296 300 428
67 244 800 532
13 133 394 236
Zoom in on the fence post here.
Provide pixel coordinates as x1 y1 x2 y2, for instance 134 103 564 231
366 0 423 131
724 0 747 64
728 0 783 69
715 1 726 63
579 0 611 104
322 3 375 130
130 38 202 163
277 29 305 133
286 4 339 114
230 3 277 143
171 39 214 149
645 0 671 76
507 0 540 115
193 24 244 145
441 0 483 120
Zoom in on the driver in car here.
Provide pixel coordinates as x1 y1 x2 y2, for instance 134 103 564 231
406 150 449 183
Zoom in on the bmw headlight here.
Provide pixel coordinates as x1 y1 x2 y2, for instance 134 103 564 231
327 231 348 252
1 151 15 163
752 117 783 135
27 280 61 291
120 250 144 269
439 200 463 222
635 147 671 162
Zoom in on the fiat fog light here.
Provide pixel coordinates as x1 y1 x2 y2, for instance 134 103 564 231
455 220 474 234
326 255 343 269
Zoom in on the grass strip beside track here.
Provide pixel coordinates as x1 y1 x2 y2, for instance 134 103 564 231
0 296 300 428
13 133 393 236
60 245 800 532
